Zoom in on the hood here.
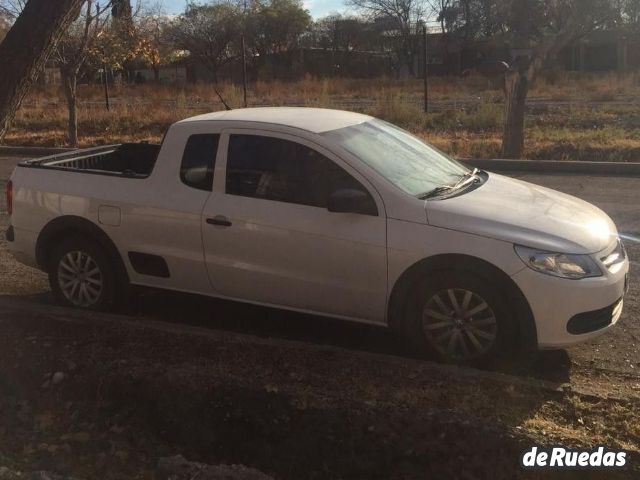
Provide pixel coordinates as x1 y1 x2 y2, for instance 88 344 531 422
426 173 617 254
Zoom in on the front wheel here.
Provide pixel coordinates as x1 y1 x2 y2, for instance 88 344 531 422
48 237 117 310
403 270 515 366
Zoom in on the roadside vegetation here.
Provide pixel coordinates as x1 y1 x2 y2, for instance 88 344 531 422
6 71 640 161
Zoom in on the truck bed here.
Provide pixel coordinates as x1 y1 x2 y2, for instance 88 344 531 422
19 143 161 178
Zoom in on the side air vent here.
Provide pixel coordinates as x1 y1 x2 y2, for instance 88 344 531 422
128 252 170 278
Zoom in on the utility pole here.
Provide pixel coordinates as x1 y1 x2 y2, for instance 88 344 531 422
423 24 429 114
241 0 248 108
241 34 248 108
103 65 110 111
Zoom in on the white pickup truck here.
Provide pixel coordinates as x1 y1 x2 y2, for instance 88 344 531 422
6 108 629 365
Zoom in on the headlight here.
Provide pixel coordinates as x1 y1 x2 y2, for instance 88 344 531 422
600 238 627 274
514 245 602 279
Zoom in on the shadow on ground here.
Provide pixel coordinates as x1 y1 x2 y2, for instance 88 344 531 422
28 286 572 384
2 291 637 480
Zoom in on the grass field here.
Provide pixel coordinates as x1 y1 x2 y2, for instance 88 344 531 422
5 71 640 161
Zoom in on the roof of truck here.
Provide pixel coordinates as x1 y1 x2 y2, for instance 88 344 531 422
178 107 372 133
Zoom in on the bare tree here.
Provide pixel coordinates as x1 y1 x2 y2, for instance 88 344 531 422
55 0 111 146
347 0 427 75
0 0 23 18
428 0 454 33
0 9 10 42
622 0 640 28
136 3 173 82
111 0 131 18
499 0 615 158
0 0 85 141
83 0 146 84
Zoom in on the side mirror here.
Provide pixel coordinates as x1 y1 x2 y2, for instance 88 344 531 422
327 189 377 216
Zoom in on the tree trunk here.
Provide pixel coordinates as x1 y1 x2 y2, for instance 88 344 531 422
501 68 529 159
402 31 414 77
62 70 79 147
497 19 584 159
0 0 83 142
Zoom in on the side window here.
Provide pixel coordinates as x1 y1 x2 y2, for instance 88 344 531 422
180 134 220 191
226 134 376 213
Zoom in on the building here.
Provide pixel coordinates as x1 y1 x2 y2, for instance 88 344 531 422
561 30 640 72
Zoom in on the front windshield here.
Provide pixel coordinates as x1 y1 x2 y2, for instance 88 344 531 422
322 119 469 197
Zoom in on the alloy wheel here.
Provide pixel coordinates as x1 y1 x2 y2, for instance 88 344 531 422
422 288 498 361
57 250 104 307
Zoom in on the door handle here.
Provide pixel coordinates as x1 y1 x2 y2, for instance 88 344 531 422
207 216 232 227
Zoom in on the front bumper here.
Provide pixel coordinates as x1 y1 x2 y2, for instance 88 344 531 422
511 252 629 349
567 297 624 335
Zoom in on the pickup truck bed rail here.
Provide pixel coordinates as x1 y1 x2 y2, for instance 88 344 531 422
20 143 160 178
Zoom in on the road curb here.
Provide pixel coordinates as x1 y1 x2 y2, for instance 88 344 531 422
0 146 75 156
463 158 640 176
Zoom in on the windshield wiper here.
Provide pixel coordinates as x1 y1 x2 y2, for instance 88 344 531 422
451 168 481 191
417 185 455 199
417 169 482 200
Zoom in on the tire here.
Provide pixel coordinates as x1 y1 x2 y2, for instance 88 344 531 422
402 269 516 366
48 236 118 311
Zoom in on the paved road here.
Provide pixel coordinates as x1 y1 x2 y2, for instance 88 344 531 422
1 155 638 380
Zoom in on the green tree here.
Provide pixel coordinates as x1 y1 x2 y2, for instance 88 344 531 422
167 1 243 81
310 14 376 52
246 0 311 55
428 0 504 39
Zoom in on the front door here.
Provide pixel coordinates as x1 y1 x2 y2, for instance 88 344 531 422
201 129 388 323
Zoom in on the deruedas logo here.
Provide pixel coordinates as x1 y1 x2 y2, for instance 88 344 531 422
521 446 628 469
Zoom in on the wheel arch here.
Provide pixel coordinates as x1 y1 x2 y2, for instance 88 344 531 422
36 215 129 285
388 254 537 351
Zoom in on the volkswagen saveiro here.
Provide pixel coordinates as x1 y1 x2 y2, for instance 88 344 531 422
5 108 629 365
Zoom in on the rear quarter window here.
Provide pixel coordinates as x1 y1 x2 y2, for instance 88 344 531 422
180 134 220 191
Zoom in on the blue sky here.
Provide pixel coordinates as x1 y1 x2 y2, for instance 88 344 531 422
161 0 348 18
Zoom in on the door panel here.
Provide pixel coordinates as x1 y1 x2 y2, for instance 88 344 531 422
114 130 221 294
202 129 388 323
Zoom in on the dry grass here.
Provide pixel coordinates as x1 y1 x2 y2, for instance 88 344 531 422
521 395 640 452
5 72 640 161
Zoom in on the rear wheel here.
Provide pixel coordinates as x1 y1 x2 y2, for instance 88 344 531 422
48 237 117 310
403 270 515 366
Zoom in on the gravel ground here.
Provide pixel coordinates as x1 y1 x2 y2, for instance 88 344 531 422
0 156 48 296
0 297 638 479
